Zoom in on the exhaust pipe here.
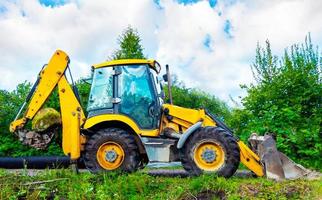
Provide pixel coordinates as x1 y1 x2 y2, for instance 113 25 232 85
165 64 173 104
0 156 77 169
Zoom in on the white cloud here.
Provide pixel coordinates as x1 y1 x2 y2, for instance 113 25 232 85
155 0 322 103
0 0 321 106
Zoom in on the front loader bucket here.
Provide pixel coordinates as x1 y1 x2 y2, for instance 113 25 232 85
248 133 309 180
278 152 309 179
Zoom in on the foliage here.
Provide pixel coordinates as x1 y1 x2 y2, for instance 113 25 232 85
0 79 91 157
228 35 322 169
32 108 61 131
76 80 91 112
164 80 231 121
251 40 279 84
110 26 146 60
0 82 62 156
44 80 90 113
0 169 320 199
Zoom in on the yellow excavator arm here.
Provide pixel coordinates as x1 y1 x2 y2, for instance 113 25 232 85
10 50 86 160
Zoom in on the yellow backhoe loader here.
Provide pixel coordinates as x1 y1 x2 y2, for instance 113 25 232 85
9 50 309 180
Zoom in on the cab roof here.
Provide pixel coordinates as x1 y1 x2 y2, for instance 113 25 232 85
92 59 161 73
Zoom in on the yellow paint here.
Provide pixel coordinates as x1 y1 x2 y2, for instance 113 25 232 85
10 118 26 133
203 114 216 126
96 141 125 170
193 141 225 171
84 114 159 137
27 50 70 120
163 104 203 124
58 76 85 160
238 141 264 177
10 50 86 160
161 104 215 133
92 59 160 73
10 50 70 133
80 134 87 151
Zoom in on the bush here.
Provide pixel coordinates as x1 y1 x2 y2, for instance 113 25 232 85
0 80 90 157
228 35 322 169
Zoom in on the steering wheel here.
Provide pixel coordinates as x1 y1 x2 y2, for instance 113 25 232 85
148 100 156 117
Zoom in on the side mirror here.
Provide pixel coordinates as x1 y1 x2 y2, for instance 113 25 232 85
154 61 161 73
163 74 168 82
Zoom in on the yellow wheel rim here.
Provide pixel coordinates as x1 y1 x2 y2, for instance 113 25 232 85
193 141 225 171
96 141 125 170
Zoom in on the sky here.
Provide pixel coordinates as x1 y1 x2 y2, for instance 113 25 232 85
0 0 321 105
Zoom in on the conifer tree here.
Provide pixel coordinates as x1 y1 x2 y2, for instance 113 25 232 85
111 26 145 59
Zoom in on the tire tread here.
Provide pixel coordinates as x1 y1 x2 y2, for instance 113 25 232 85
181 126 240 178
84 128 140 173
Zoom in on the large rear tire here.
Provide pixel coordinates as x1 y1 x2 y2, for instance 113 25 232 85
84 128 140 173
180 127 240 178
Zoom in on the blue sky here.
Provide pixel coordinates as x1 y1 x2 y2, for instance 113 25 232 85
38 0 68 7
176 0 216 7
0 0 321 105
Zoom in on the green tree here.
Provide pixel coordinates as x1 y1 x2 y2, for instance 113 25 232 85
0 82 62 156
164 81 232 122
229 35 322 169
251 40 279 84
111 26 146 60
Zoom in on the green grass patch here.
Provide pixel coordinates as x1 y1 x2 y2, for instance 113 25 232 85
0 169 321 200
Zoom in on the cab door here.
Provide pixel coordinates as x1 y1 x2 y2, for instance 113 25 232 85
117 64 159 129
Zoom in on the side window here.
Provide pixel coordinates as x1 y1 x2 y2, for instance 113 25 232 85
87 67 113 111
118 65 155 129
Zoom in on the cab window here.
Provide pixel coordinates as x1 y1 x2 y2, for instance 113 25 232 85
87 67 113 111
118 65 156 129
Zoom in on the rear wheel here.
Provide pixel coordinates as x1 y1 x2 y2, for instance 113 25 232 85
181 127 240 178
84 128 140 173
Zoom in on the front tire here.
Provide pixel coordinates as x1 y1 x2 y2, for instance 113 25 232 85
181 127 240 178
84 128 140 173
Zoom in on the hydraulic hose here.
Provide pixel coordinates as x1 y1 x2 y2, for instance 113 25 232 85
0 156 84 169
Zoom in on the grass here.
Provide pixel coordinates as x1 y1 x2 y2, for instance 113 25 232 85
0 168 321 200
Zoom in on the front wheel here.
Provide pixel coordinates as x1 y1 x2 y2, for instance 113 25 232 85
83 128 140 173
180 127 240 178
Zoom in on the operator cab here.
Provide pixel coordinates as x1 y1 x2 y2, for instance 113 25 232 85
87 59 163 130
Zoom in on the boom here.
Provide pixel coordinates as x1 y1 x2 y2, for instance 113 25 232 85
10 50 86 160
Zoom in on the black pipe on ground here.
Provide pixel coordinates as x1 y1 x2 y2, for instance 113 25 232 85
0 156 82 169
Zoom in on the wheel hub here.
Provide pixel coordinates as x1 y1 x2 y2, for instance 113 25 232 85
193 141 225 171
96 141 125 170
105 150 118 162
201 148 216 163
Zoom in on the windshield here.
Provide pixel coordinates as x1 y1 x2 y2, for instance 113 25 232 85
87 67 114 111
118 64 158 129
87 63 163 119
